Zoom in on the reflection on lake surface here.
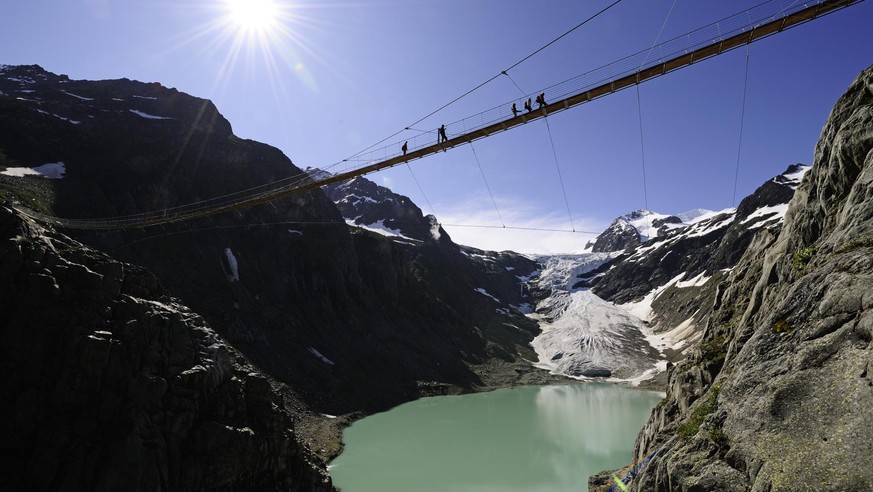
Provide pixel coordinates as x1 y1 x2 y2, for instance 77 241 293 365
330 383 664 492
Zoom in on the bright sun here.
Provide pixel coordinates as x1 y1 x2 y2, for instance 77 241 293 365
225 0 279 31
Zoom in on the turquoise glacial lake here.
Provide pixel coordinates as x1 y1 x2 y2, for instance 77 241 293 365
329 383 664 492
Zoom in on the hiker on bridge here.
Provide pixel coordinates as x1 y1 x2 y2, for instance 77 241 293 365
536 92 546 109
524 98 532 113
402 141 408 155
512 102 519 117
438 124 448 144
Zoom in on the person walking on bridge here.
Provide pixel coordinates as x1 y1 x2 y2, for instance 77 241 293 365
536 92 546 109
401 141 408 155
438 124 448 144
524 98 532 113
512 102 519 117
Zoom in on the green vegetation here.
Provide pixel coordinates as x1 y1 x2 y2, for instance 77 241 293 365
700 335 727 366
836 236 873 254
0 180 56 215
791 246 817 272
772 319 794 334
677 384 721 441
709 425 729 448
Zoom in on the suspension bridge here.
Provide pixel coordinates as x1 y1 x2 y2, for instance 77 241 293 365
12 0 864 231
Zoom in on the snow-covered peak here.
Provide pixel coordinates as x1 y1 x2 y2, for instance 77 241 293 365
304 166 333 182
590 209 682 252
622 210 679 242
772 164 811 189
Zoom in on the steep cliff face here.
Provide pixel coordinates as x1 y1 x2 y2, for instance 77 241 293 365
596 64 873 492
0 206 333 491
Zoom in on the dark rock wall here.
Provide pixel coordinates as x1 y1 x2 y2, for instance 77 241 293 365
0 64 540 419
0 207 334 491
598 64 873 492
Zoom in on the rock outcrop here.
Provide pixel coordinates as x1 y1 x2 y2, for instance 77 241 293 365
592 63 873 492
318 173 452 245
0 206 333 491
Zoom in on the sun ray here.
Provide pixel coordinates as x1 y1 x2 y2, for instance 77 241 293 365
226 0 279 32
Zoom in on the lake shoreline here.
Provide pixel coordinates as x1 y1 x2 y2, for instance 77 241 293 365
329 381 665 491
299 356 669 465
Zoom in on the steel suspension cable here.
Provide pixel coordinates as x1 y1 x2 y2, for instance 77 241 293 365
343 0 624 161
732 46 751 207
469 141 505 228
633 0 678 216
440 223 600 235
638 0 679 71
542 117 576 232
636 85 649 211
17 0 861 231
405 162 438 217
503 72 528 97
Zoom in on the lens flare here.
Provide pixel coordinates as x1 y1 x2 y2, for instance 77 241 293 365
225 0 279 31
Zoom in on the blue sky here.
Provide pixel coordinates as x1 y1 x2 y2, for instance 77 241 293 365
3 0 872 254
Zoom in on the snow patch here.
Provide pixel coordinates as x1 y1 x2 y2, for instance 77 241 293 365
429 216 442 241
129 109 172 120
308 347 334 365
776 165 811 189
8 77 37 84
132 95 158 100
61 90 93 101
347 219 417 241
287 229 303 236
676 271 711 288
474 288 500 302
1 161 66 179
223 248 240 282
618 273 684 322
685 214 735 238
742 203 789 225
36 109 80 125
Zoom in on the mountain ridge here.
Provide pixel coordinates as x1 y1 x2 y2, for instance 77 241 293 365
589 63 873 492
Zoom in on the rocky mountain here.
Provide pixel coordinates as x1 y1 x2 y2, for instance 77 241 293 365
313 171 451 245
589 64 873 491
589 163 808 316
588 209 684 252
0 64 549 486
529 165 809 385
0 206 333 491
